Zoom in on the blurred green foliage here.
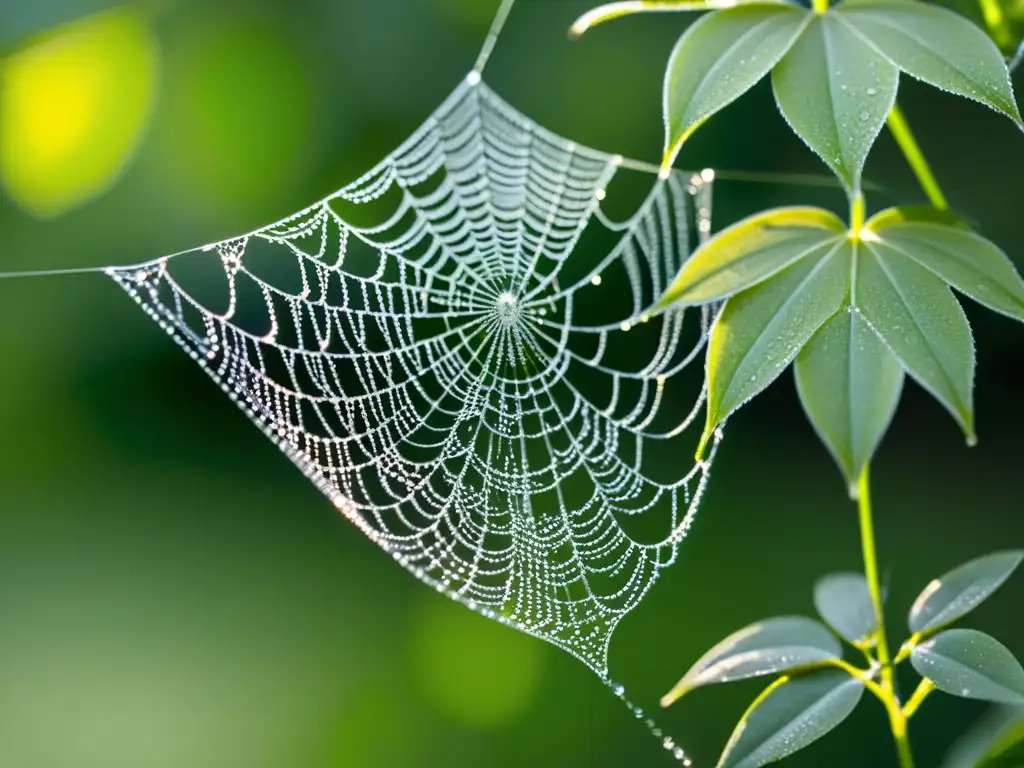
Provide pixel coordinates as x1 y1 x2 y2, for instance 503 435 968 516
0 1 1022 766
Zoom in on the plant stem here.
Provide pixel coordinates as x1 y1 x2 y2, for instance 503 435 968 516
857 465 915 768
812 0 829 12
886 104 949 211
902 679 936 720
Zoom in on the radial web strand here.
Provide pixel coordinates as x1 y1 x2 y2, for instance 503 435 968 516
108 74 720 678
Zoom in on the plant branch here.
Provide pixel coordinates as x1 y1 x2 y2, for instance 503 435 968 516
902 679 936 719
858 465 915 768
886 104 950 211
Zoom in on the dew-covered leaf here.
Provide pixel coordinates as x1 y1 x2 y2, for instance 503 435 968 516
704 239 850 437
663 4 811 169
662 616 842 706
836 0 1023 126
717 670 865 768
855 242 975 440
865 206 971 230
912 629 1024 705
771 14 898 190
942 704 1024 768
795 307 903 485
659 206 845 306
909 551 1024 635
865 216 1024 323
812 572 880 647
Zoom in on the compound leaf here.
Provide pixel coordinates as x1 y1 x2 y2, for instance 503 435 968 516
662 616 842 706
866 214 1024 323
772 14 898 190
911 629 1024 705
836 0 1022 126
813 572 880 647
796 307 904 486
855 241 975 440
717 670 865 768
704 239 850 439
660 206 845 306
663 3 811 169
909 551 1024 635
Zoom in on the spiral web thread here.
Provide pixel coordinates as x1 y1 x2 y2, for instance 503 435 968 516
108 72 718 683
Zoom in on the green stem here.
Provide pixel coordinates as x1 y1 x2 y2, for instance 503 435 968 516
902 679 936 720
976 0 1015 49
886 104 949 211
858 465 915 768
812 0 829 13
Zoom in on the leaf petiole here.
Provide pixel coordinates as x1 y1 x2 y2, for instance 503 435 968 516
902 679 936 719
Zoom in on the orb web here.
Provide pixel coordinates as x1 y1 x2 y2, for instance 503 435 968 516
108 74 720 676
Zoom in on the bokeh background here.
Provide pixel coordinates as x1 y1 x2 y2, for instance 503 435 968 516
1 1 1023 766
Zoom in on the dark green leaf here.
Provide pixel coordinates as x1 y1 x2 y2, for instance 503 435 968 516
662 616 842 705
771 14 898 190
812 572 880 646
836 0 1023 126
717 670 865 768
704 239 850 437
942 705 1024 768
909 551 1024 635
663 4 811 168
855 241 976 440
912 629 1024 705
795 308 903 486
865 217 1024 323
659 206 846 306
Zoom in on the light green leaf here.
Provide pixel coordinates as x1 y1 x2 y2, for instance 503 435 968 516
836 0 1023 126
813 572 880 647
865 205 971 230
942 705 1024 768
704 239 850 437
771 14 898 190
909 551 1024 635
911 629 1024 705
717 670 865 768
663 4 811 169
865 217 1024 323
569 0 793 38
659 206 845 306
855 241 975 440
662 616 842 706
796 307 903 486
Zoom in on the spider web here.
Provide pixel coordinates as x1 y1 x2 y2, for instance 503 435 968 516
107 73 720 679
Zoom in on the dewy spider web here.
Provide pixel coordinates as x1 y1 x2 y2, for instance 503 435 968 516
5 2 723 764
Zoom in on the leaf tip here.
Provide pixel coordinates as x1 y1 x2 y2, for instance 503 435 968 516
966 432 978 448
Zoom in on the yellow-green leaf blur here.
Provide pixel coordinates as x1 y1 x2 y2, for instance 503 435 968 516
0 10 158 217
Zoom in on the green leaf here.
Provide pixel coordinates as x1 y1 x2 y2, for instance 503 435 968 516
795 308 903 486
569 0 792 38
659 206 846 306
663 4 811 169
855 240 976 440
717 670 865 768
911 629 1024 705
771 14 898 190
812 572 880 647
865 206 971 230
909 551 1024 635
942 705 1024 768
865 216 1024 323
836 0 1023 126
704 239 850 437
662 616 842 705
